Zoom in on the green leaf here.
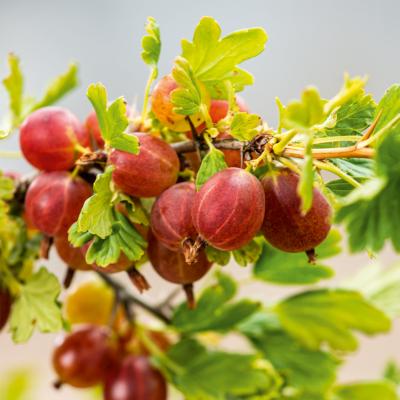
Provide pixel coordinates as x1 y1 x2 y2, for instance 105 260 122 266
239 311 338 395
275 288 391 351
87 83 138 153
318 94 376 139
172 272 260 334
9 267 62 343
141 16 161 68
0 174 15 200
29 63 78 111
336 131 400 252
373 84 400 138
196 146 227 189
330 158 374 180
205 246 231 266
277 87 325 131
181 17 267 85
232 237 263 267
345 263 400 318
254 229 340 285
85 212 146 267
77 167 114 238
2 53 24 128
326 179 355 197
164 338 281 400
332 381 398 400
171 56 203 116
383 360 400 385
230 112 261 141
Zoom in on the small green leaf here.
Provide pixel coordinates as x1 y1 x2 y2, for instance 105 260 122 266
77 167 114 238
277 87 325 131
333 381 398 400
181 17 268 85
29 63 78 111
141 16 161 68
205 246 231 266
2 53 24 128
232 238 263 267
171 56 203 116
275 289 391 351
383 360 400 385
85 213 146 267
326 179 356 197
10 267 62 343
172 272 260 334
87 83 138 153
373 84 400 138
164 338 281 399
230 112 261 141
239 311 338 395
196 146 227 189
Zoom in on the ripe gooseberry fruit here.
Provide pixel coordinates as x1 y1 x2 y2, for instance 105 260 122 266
85 110 104 149
261 170 332 254
104 355 167 400
0 287 12 332
151 75 210 132
52 325 117 388
20 107 88 171
25 172 92 237
192 168 265 251
109 133 179 198
64 281 114 326
54 234 92 271
150 182 196 250
148 233 211 307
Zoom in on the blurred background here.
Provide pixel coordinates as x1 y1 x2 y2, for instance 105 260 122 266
0 0 399 398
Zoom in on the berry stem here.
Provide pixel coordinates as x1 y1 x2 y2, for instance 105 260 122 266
96 271 171 324
141 67 157 123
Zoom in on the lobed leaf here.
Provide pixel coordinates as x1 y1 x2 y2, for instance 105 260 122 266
230 112 261 141
9 267 62 343
195 145 227 190
141 16 161 68
275 288 391 351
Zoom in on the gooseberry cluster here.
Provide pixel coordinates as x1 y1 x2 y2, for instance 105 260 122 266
3 14 396 400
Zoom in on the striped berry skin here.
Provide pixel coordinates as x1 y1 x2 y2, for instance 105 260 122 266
261 170 331 253
150 182 197 250
148 233 211 284
25 171 92 237
104 356 167 400
192 168 265 251
20 107 87 171
109 133 179 198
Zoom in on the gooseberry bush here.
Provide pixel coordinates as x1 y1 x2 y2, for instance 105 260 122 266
1 16 400 400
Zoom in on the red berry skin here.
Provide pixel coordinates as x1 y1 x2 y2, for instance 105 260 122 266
85 111 105 149
53 325 117 388
148 233 211 284
261 171 332 253
54 234 92 271
25 172 92 237
110 133 179 198
104 356 167 400
192 168 265 251
20 107 86 171
150 182 197 250
0 287 12 332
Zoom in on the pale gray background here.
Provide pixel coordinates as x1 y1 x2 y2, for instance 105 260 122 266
0 1 399 398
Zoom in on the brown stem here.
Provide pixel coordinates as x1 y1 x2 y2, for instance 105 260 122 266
183 283 196 309
97 272 171 324
127 267 151 293
63 267 76 289
306 248 317 264
40 236 53 259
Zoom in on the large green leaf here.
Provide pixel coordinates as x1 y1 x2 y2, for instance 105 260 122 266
275 289 391 351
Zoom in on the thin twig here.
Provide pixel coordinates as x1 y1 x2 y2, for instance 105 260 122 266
96 272 171 324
